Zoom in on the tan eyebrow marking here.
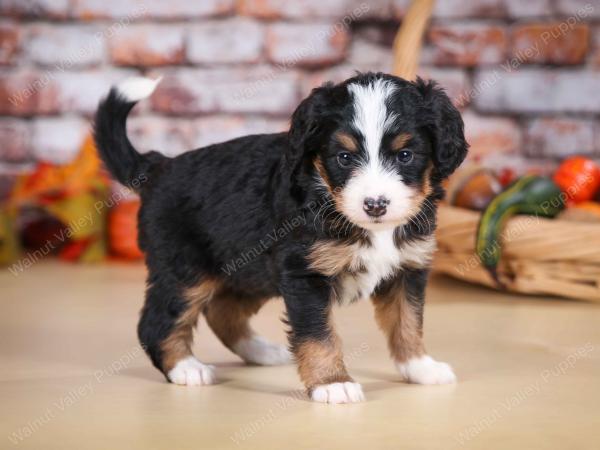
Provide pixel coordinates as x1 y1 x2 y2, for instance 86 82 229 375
391 133 412 151
335 132 358 152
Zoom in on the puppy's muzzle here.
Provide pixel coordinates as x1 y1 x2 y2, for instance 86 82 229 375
363 196 390 218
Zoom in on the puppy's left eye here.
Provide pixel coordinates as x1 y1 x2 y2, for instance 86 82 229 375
396 150 413 164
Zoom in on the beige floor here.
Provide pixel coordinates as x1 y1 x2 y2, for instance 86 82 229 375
1 262 599 450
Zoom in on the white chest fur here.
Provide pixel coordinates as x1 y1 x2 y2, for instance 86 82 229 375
338 230 436 304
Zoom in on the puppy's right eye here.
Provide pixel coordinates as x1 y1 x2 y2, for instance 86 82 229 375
337 152 353 168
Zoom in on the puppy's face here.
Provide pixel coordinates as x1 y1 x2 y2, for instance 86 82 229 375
289 73 468 231
315 79 432 230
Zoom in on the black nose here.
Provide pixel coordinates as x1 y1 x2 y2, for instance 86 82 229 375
363 196 390 217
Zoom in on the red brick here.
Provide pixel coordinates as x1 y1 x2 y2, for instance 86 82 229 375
0 22 20 65
187 19 265 65
239 0 377 19
0 69 59 116
555 0 600 19
150 0 234 18
352 22 399 48
474 69 600 113
237 0 279 19
73 0 234 19
150 67 299 116
127 116 195 157
418 67 470 108
393 0 505 19
32 117 89 164
462 112 521 162
301 65 469 107
504 0 552 17
0 0 71 19
0 119 33 163
109 25 185 67
428 23 507 66
300 65 360 98
591 27 600 67
2 68 138 116
190 116 288 148
26 24 105 67
266 23 350 68
127 115 289 156
525 118 595 159
347 0 391 19
348 39 393 73
435 0 505 18
511 24 589 65
52 69 136 115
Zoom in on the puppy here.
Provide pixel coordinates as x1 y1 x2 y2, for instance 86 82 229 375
94 72 468 404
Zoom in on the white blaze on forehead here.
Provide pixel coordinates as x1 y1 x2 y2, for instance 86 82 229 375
342 78 414 229
347 78 397 166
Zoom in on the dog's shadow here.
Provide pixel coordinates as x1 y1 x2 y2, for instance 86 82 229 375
119 360 245 385
119 362 419 400
223 366 407 403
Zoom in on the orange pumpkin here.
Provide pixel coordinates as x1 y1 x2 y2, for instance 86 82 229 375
108 200 144 260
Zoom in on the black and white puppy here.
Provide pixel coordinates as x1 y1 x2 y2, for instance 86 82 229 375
94 72 468 404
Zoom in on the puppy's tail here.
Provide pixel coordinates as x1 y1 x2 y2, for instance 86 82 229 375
93 76 164 189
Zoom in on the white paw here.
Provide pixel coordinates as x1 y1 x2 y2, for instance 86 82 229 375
167 357 216 386
311 382 365 404
396 355 457 385
233 335 292 366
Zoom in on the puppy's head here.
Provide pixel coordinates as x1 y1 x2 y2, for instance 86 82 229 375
288 72 468 231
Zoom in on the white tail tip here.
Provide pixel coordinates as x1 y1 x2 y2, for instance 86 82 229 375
116 76 162 103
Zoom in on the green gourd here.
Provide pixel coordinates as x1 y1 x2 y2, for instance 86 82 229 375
476 175 565 286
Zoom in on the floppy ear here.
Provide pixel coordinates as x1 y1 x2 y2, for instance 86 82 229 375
416 78 468 179
286 83 334 173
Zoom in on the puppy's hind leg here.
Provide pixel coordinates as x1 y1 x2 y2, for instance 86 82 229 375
138 276 218 386
204 293 291 366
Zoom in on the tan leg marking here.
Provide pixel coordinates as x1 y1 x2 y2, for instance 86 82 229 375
294 334 352 392
372 288 425 364
160 278 219 372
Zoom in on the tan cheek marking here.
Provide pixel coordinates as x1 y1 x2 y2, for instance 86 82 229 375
406 164 435 220
391 132 412 151
308 241 355 276
372 289 425 363
335 131 358 152
314 156 334 196
422 164 433 198
295 337 352 392
314 156 346 217
160 278 219 372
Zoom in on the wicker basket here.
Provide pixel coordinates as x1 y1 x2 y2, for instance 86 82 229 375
433 205 600 302
389 2 600 302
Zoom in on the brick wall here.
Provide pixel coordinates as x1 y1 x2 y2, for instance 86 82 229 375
1 0 599 189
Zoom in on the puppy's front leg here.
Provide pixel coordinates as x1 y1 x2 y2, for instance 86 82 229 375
282 274 364 404
372 268 457 385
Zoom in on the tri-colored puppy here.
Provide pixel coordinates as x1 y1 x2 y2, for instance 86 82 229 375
94 72 468 404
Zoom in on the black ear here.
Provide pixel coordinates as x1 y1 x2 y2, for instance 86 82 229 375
286 83 334 172
416 78 468 179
